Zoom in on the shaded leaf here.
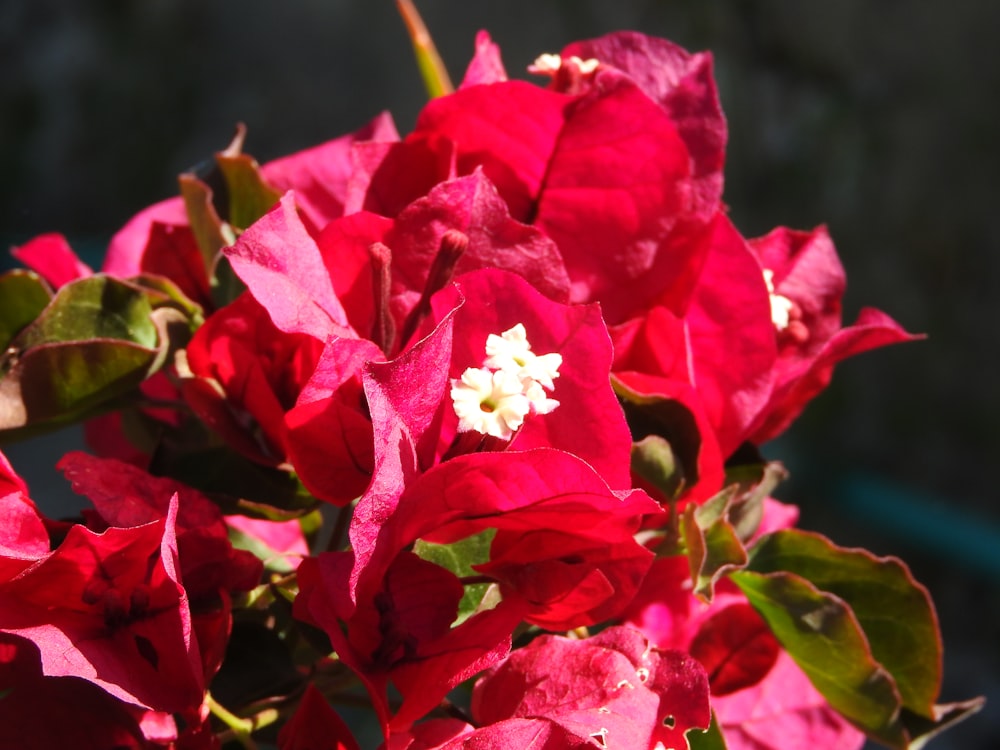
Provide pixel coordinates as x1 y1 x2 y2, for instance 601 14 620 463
730 569 906 747
414 529 497 625
686 711 729 750
215 151 283 231
682 486 747 601
745 530 939 716
0 271 51 352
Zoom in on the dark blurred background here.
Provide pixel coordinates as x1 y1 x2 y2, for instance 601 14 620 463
2 1 997 746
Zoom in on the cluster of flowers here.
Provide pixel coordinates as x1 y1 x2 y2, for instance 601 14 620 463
0 27 977 750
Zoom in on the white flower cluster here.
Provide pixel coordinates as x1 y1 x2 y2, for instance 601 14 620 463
450 324 562 440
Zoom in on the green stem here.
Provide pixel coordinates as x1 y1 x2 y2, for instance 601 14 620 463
206 692 258 750
395 0 453 98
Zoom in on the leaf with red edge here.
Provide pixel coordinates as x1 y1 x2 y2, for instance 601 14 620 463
278 683 361 750
0 276 177 434
682 487 748 601
215 150 283 231
0 270 51 352
729 568 905 746
742 530 946 720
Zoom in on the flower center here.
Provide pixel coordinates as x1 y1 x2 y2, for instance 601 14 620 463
528 53 601 94
763 269 810 345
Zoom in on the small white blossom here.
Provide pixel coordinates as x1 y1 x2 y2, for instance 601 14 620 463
523 380 560 415
485 324 563 390
528 53 600 76
763 269 795 331
451 367 531 440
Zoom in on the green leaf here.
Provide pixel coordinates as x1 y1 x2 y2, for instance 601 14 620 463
729 568 906 747
745 530 940 716
215 152 282 231
179 172 230 269
16 275 159 349
612 376 706 497
0 276 173 433
631 434 683 500
731 529 983 748
677 462 786 601
0 270 51 351
414 529 497 625
682 486 747 601
686 710 728 750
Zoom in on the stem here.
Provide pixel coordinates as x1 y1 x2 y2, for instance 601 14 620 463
206 692 258 750
395 0 454 98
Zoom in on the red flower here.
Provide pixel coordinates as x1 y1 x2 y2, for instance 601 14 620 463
384 626 710 750
0 633 153 749
0 493 204 713
744 225 920 444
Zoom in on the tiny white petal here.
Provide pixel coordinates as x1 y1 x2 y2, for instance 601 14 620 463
763 268 795 331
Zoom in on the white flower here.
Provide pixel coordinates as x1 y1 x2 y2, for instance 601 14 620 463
450 367 531 440
763 269 795 331
484 324 563 390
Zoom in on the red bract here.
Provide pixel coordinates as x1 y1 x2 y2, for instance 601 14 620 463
0 493 204 713
411 74 701 325
745 225 921 444
295 276 659 732
0 450 49 580
278 683 361 750
610 212 778 461
181 291 326 467
465 626 710 750
0 633 152 749
10 232 93 289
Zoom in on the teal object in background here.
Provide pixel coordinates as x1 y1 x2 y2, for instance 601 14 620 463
837 473 1000 580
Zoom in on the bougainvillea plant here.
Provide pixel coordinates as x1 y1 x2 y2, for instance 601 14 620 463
0 5 984 749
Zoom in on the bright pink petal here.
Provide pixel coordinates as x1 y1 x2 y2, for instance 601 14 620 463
262 111 399 233
460 30 508 88
104 197 188 277
714 651 866 750
562 31 726 217
225 192 353 339
11 233 93 288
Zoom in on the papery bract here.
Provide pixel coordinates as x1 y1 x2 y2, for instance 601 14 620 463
471 626 710 750
10 233 93 289
0 633 152 749
745 225 921 444
278 683 361 750
0 494 204 712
